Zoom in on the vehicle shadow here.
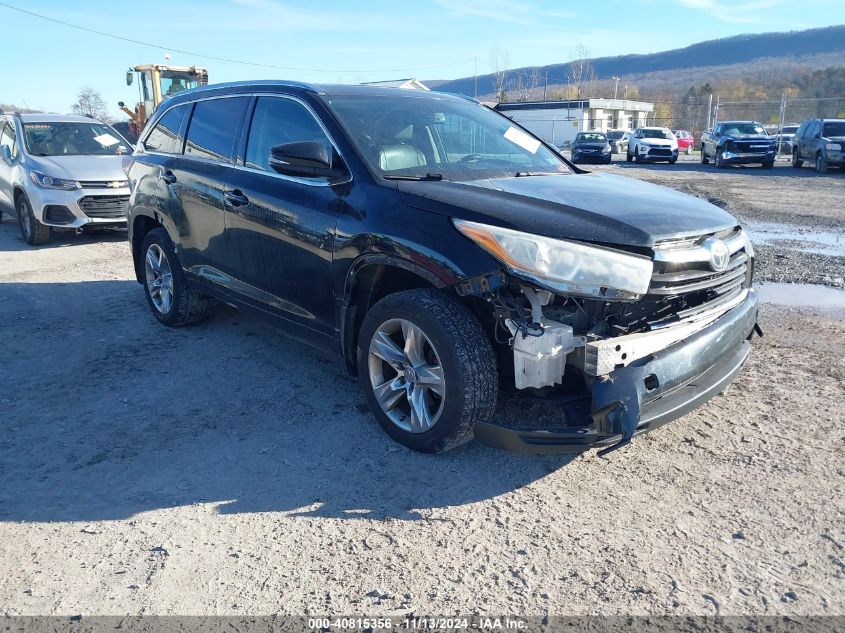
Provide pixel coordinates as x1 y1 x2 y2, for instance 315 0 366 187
0 207 127 252
0 279 578 524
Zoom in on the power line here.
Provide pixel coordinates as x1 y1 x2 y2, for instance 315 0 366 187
0 1 473 75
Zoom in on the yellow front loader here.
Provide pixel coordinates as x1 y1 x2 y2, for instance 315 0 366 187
119 64 208 135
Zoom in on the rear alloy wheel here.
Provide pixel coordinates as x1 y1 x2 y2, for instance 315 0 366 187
815 153 828 174
358 288 497 453
792 149 803 168
16 194 50 245
141 227 211 326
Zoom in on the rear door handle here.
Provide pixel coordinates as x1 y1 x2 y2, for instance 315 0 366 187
161 170 177 184
224 189 249 207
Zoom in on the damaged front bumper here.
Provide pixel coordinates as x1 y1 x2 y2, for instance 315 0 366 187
474 288 759 454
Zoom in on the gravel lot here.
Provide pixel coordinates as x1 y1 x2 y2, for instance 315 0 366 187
1 156 843 617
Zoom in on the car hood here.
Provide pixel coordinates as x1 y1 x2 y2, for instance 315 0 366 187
723 134 772 141
573 142 608 150
397 172 737 248
638 138 676 147
27 155 126 182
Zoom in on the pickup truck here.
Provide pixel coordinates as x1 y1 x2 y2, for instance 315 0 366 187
701 121 776 168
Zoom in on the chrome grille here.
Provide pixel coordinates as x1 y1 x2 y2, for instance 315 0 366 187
78 179 128 189
647 227 749 327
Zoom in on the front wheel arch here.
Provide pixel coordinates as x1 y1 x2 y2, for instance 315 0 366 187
341 260 442 376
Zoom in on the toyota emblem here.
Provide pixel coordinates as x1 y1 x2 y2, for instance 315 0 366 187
704 238 730 271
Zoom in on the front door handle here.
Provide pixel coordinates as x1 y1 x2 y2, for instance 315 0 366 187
161 170 177 184
224 189 249 207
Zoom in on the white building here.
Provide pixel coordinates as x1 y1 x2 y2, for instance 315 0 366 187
495 99 654 146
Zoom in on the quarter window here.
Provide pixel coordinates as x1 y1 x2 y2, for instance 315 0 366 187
145 104 189 154
245 97 332 172
184 97 249 162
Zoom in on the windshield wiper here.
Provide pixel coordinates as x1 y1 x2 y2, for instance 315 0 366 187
382 173 444 181
514 171 565 177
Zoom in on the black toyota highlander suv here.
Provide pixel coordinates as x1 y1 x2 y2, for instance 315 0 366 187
126 81 760 455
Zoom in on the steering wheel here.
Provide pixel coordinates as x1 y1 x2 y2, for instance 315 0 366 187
459 154 485 164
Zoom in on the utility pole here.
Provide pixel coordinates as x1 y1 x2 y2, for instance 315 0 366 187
543 71 548 101
612 76 620 101
706 93 713 130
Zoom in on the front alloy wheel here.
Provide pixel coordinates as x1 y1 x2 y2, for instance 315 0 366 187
368 318 446 433
357 289 497 453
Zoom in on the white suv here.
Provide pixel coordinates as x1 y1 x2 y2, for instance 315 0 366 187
0 112 132 245
626 126 679 164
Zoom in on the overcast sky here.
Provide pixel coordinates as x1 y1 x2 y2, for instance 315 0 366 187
0 0 842 118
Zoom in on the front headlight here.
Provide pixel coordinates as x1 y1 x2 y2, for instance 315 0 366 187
453 219 653 299
825 143 842 151
29 171 79 190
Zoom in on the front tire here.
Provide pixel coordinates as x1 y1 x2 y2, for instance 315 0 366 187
357 289 497 453
16 195 50 245
626 149 633 162
762 160 774 169
701 145 709 164
815 153 828 174
715 149 727 169
792 149 803 168
141 227 211 327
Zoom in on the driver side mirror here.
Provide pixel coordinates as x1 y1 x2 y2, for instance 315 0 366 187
126 70 134 86
268 142 345 180
0 145 12 164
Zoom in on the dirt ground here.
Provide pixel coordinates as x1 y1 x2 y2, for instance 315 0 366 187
1 156 843 617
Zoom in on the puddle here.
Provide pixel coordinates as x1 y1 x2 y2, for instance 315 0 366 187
757 283 845 309
745 221 845 258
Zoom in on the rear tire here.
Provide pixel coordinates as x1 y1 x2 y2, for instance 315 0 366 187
141 227 211 327
357 289 497 454
792 149 803 168
16 194 50 245
815 153 828 174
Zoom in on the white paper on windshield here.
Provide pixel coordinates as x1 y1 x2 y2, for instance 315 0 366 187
503 126 541 154
93 133 120 147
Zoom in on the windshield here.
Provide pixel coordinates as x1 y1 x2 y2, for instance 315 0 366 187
575 132 606 143
160 70 203 98
641 129 674 140
23 122 131 156
781 126 798 134
606 131 624 139
721 122 767 136
823 121 845 137
324 93 570 180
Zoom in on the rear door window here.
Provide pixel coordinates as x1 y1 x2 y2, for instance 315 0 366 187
245 97 332 172
184 97 249 162
145 104 189 154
